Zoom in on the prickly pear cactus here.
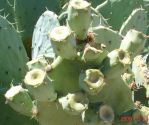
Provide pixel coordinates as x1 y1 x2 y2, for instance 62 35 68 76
0 0 62 57
32 10 60 60
98 0 144 30
92 26 123 51
13 0 61 39
0 15 28 85
0 16 37 125
3 0 149 125
119 8 148 35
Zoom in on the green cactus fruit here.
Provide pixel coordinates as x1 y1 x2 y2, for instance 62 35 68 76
81 42 108 65
87 77 135 115
5 85 36 117
119 8 147 35
32 10 60 60
27 56 49 70
120 29 147 59
22 56 85 125
24 69 57 102
98 0 144 30
49 26 77 60
92 26 123 52
0 15 28 86
67 0 92 40
59 93 89 115
79 69 106 95
101 49 131 80
27 55 81 95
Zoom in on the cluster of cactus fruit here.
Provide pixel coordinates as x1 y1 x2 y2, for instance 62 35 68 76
1 0 149 125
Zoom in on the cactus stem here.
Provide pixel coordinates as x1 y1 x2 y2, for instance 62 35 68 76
79 69 106 95
58 93 89 115
67 0 91 40
24 69 57 102
5 85 34 117
81 42 108 65
49 26 77 60
24 69 46 87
